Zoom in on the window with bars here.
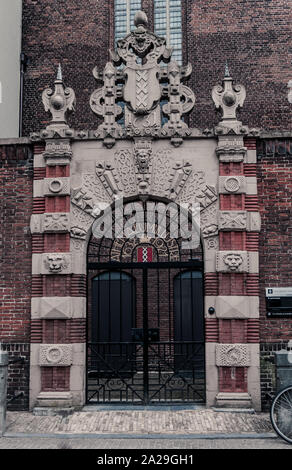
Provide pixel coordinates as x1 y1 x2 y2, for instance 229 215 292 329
154 0 182 64
114 0 142 44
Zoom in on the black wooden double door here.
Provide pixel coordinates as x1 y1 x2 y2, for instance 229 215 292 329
87 262 205 404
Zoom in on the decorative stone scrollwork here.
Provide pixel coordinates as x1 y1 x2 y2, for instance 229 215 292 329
216 344 250 367
90 62 123 148
114 149 137 197
71 187 95 215
212 64 246 133
177 170 218 210
70 226 87 240
39 344 72 366
43 140 72 160
168 160 192 200
43 213 70 232
42 64 76 131
219 211 247 231
162 62 195 146
90 11 194 145
96 162 123 198
202 224 218 238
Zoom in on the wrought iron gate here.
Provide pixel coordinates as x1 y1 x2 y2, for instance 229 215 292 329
86 260 205 405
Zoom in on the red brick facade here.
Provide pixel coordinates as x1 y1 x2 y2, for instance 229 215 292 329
0 0 291 410
0 143 33 409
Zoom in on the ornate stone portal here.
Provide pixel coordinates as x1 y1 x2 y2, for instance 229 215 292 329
29 11 261 411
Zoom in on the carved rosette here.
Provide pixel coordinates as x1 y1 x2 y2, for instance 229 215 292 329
39 344 73 366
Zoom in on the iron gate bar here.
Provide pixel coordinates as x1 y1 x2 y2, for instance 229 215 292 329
147 341 205 402
143 267 149 405
88 342 144 402
87 261 205 404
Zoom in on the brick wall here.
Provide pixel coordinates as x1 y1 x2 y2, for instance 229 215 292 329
0 143 33 409
21 0 291 136
257 138 292 409
185 0 292 131
21 0 114 135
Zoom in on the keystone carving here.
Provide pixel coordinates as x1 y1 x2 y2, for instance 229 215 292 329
212 63 246 133
39 344 72 366
216 344 250 367
42 64 76 131
133 140 153 194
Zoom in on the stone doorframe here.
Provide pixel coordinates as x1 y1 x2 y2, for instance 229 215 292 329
29 130 261 411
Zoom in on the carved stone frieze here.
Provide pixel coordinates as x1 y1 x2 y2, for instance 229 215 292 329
215 344 250 367
202 224 218 238
71 187 95 215
42 253 71 275
44 177 70 196
43 213 70 233
43 139 72 166
219 211 247 231
168 160 192 200
216 145 247 162
177 170 218 210
96 162 123 198
39 344 72 366
71 206 94 230
216 251 249 273
114 149 137 196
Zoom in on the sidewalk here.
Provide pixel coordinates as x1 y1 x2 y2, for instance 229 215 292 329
4 407 273 437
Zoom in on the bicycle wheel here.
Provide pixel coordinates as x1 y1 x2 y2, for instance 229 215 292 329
270 385 292 444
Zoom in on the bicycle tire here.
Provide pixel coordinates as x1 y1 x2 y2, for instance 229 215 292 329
270 385 292 444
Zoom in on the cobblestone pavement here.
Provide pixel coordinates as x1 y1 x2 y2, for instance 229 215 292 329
5 408 273 435
0 437 290 449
